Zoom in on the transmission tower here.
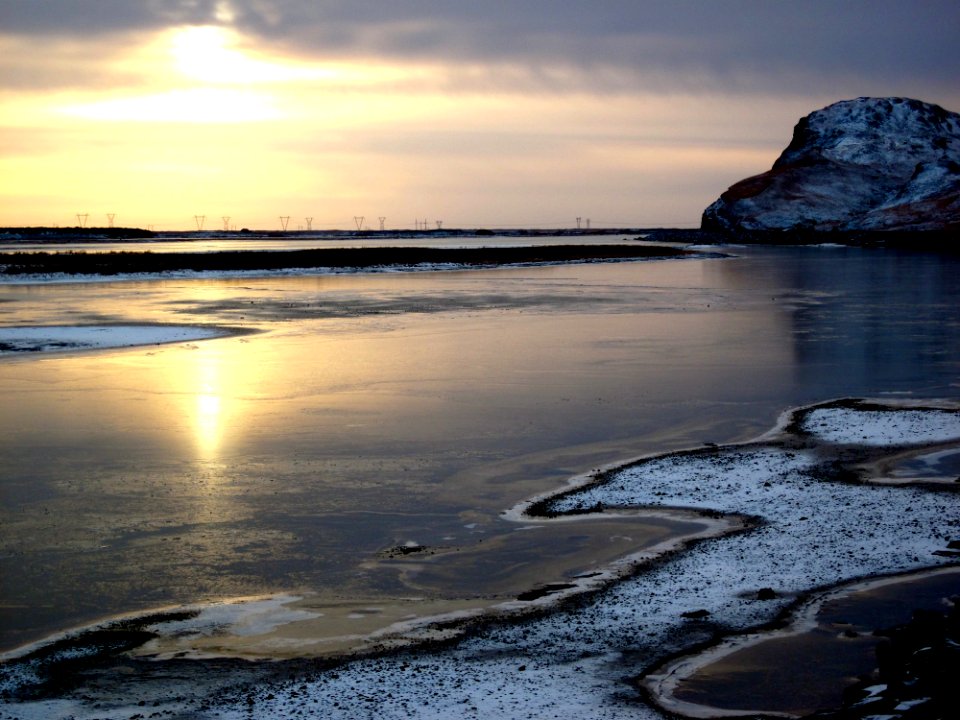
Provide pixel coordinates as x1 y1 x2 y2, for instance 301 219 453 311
76 213 88 228
194 215 206 231
106 213 116 228
586 218 591 230
576 217 582 230
279 216 290 231
435 220 443 230
305 217 313 232
354 216 365 231
378 216 386 231
222 216 231 231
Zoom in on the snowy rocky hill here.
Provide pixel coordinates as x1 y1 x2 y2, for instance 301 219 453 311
702 97 960 234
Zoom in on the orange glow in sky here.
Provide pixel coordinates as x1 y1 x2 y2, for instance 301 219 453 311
1 4 957 231
0 22 795 230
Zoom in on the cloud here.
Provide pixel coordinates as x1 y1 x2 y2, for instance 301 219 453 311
221 1 960 97
0 0 220 35
2 1 959 101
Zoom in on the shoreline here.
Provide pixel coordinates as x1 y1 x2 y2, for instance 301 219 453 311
0 323 254 356
0 508 734 664
2 398 959 718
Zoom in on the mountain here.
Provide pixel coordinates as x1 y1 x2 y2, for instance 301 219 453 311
701 97 960 234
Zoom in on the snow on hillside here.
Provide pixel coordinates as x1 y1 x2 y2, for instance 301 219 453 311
702 97 960 232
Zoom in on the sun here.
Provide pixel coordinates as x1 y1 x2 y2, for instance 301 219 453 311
58 25 292 124
171 25 290 84
169 25 348 85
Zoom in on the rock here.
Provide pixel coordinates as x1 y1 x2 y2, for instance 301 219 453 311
702 97 960 234
756 587 778 600
681 609 711 620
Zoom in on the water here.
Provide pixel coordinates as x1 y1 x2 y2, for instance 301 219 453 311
1 243 958 652
0 233 642 255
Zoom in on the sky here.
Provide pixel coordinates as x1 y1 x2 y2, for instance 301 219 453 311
1 1 959 231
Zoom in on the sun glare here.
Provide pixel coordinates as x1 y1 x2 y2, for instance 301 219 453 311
167 25 391 86
170 25 307 84
54 24 435 126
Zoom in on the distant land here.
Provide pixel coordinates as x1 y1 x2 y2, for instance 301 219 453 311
0 225 956 253
0 243 691 277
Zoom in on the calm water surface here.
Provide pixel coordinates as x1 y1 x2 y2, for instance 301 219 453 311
0 233 641 254
1 244 958 651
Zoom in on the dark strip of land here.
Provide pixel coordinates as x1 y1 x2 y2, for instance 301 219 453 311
0 244 689 276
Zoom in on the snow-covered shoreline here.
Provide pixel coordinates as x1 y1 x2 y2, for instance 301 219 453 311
2 398 958 719
0 324 240 355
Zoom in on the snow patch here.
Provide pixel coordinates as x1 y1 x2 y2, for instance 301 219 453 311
0 324 231 355
802 407 960 446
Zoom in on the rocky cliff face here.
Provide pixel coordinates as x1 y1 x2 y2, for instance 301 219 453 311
702 97 960 233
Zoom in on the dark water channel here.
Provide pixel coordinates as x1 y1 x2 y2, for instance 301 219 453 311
1 244 958 652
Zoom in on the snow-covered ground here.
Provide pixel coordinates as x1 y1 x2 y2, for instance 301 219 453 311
2 399 958 719
801 405 960 446
0 324 231 354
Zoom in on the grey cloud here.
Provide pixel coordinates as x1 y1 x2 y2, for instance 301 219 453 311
221 0 960 98
2 1 959 99
0 0 220 35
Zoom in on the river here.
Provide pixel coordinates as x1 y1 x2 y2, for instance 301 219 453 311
1 242 958 659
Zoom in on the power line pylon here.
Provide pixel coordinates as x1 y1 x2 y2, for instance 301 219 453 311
279 216 290 231
194 215 206 231
305 217 313 232
76 213 88 228
378 216 386 231
222 216 231 231
106 213 115 228
354 216 365 231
